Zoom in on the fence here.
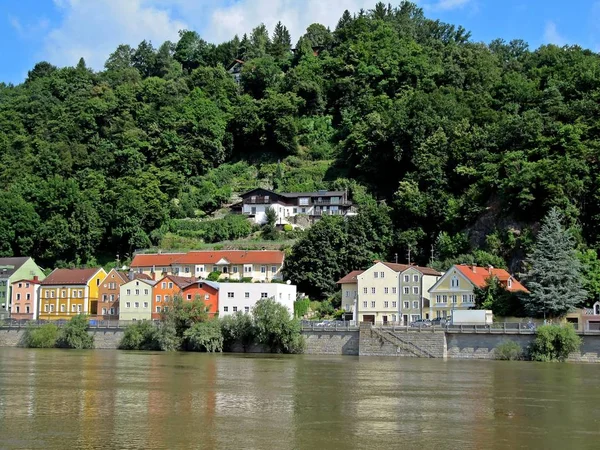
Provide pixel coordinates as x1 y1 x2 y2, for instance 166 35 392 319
301 321 359 331
0 319 157 329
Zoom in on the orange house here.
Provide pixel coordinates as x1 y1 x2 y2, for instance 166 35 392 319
152 275 195 320
181 281 220 317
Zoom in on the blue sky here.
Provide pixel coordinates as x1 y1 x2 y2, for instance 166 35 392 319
1 0 598 85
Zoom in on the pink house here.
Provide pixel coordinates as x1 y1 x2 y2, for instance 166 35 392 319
11 276 41 320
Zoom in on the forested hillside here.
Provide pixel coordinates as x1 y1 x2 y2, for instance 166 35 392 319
1 1 600 296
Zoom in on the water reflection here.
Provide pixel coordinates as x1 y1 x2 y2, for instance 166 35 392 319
1 349 600 449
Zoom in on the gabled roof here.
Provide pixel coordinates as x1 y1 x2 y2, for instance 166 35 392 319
157 275 196 289
379 262 441 277
174 250 284 265
122 277 158 287
454 265 528 293
12 277 42 285
183 280 220 291
41 268 104 286
130 253 186 268
0 257 31 278
337 270 365 284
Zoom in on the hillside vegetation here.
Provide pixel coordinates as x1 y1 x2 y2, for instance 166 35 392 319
1 2 600 298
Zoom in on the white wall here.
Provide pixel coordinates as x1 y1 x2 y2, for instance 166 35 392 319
119 279 153 321
218 283 296 317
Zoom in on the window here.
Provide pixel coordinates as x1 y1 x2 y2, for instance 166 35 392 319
18 283 22 288
451 276 459 288
436 295 442 303
228 292 235 298
165 295 170 302
77 305 82 312
413 301 419 309
404 301 410 309
345 290 350 297
392 287 397 294
371 301 375 308
261 292 268 298
144 289 149 296
60 304 65 312
126 289 131 296
363 301 367 308
50 305 54 312
443 295 447 303
371 287 375 294
26 306 30 314
97 279 100 286
462 294 468 302
392 314 397 322
392 301 397 308
244 265 252 273
293 208 298 214
301 208 306 213
413 287 419 294
110 308 115 315
224 306 229 312
185 267 190 273
126 302 131 308
469 294 475 302
26 283 30 288
61 290 66 298
156 307 161 313
204 294 209 300
414 275 419 282
222 267 228 274
384 287 389 294
245 292 250 298
143 302 148 308
44 305 49 312
102 308 107 315
384 301 389 308
168 282 173 289
233 266 238 274
363 287 367 294
26 293 30 301
198 266 205 273
404 275 410 282
72 305 77 312
271 266 277 273
110 294 115 301
187 294 192 300
374 272 379 279
508 278 513 288
233 306 238 312
404 287 409 294
156 295 161 303
102 294 107 302
161 282 166 289
50 291 54 298
16 293 20 301
244 307 249 313
261 266 266 274
299 197 309 206
135 289 140 296
380 272 385 278
134 302 139 308
15 306 19 313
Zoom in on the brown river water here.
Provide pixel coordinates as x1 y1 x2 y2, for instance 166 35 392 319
0 348 599 449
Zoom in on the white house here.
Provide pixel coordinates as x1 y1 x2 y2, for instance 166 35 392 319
218 283 297 317
119 278 158 321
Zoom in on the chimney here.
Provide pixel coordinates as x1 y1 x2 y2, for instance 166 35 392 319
471 265 477 273
152 272 156 280
487 265 494 274
33 276 39 282
128 270 134 280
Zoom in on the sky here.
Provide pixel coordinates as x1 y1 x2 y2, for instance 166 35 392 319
0 0 598 84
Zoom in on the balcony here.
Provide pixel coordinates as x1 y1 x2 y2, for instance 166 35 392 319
312 209 344 217
243 196 272 204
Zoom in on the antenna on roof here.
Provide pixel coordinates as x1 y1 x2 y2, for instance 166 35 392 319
430 244 435 265
394 253 398 264
407 246 411 266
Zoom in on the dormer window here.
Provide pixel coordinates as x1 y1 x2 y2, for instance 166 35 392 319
508 278 513 288
451 276 459 288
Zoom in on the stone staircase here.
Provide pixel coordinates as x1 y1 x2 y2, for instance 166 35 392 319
371 327 436 358
359 323 446 358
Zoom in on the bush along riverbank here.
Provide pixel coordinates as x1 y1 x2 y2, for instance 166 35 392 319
119 297 304 354
494 324 582 362
23 315 94 349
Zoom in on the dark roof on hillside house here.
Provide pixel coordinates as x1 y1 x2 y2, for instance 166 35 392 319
41 268 102 286
0 257 31 278
239 188 347 199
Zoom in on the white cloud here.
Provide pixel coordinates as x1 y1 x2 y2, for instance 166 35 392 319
203 0 376 44
543 20 568 46
43 0 187 70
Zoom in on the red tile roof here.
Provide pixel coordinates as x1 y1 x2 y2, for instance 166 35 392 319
379 262 442 276
130 253 186 268
12 278 42 284
337 270 365 284
173 250 284 265
156 275 196 289
455 265 528 293
41 268 102 286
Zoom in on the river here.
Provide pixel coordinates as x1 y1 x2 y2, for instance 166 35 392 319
0 348 599 449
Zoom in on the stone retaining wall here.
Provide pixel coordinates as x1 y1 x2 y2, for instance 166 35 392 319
446 333 536 360
303 330 359 355
359 326 447 357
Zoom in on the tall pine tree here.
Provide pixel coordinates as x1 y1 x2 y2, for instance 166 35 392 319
523 207 587 318
269 21 291 59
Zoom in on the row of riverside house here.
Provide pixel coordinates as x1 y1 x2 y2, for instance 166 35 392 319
1 251 294 322
337 261 528 325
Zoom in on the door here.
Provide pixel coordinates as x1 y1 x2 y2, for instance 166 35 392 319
362 315 375 324
382 315 388 325
403 315 408 325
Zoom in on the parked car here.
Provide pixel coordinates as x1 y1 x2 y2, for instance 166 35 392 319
431 318 449 326
410 319 431 327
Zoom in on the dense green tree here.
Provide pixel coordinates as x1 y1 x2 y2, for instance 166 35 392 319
252 298 304 353
56 315 94 349
270 22 292 59
523 208 587 318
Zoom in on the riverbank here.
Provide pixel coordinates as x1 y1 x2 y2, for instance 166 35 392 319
2 325 600 362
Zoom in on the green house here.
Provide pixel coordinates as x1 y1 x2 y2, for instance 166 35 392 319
0 257 46 319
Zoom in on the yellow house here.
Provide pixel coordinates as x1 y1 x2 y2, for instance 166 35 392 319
39 268 107 320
